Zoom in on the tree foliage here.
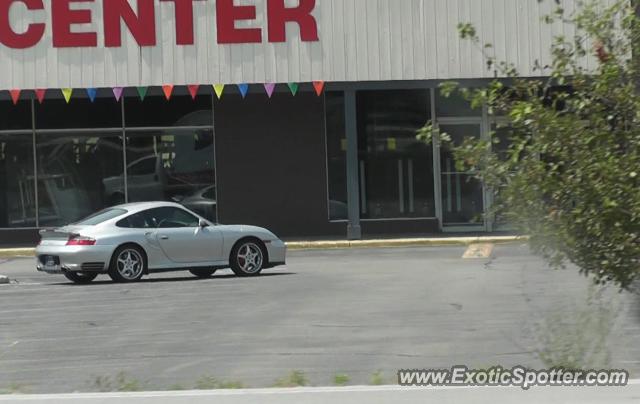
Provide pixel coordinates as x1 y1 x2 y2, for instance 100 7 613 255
431 0 640 288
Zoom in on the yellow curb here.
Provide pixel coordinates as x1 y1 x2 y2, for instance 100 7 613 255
0 236 529 256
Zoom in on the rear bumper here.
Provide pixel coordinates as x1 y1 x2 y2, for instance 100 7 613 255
35 245 115 274
266 239 286 267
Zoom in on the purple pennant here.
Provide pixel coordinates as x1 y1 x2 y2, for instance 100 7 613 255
112 87 124 102
86 88 97 103
263 83 276 98
237 84 249 99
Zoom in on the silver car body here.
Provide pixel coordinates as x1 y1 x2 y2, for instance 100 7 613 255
35 201 286 275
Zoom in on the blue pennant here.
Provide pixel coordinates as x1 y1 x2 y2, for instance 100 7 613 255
237 84 249 99
86 88 98 103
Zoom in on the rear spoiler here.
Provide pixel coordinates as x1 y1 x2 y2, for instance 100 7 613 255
39 229 80 240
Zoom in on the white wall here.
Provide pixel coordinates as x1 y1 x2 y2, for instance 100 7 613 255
0 0 609 90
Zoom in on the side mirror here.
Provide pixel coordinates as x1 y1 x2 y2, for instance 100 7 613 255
199 219 209 228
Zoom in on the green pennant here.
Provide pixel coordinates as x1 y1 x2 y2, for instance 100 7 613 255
136 87 148 101
287 82 299 96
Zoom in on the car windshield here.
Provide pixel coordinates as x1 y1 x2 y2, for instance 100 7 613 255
74 208 128 226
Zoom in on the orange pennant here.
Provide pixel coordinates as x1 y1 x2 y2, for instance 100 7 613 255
9 89 20 105
312 81 325 96
162 85 174 100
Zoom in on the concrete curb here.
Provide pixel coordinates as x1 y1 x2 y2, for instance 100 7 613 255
0 236 528 257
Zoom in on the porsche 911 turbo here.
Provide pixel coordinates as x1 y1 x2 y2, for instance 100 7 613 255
35 202 286 283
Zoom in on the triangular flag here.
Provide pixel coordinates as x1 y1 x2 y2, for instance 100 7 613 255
86 88 97 102
288 82 299 96
112 87 123 102
237 84 249 99
35 89 46 104
9 89 20 105
187 84 199 100
263 83 276 98
162 85 174 100
136 86 148 101
213 84 225 99
61 88 73 103
313 81 325 96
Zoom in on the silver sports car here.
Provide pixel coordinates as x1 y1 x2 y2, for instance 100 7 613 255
35 202 286 284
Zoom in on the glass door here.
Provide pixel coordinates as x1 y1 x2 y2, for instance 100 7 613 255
437 121 487 231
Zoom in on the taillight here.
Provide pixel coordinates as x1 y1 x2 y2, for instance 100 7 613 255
66 236 96 246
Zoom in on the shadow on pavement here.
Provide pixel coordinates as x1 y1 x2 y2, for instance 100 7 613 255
51 272 297 286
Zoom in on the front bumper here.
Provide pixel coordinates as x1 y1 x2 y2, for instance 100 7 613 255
35 245 115 274
266 239 287 268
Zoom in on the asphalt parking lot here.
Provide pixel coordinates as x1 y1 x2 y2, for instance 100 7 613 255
0 244 638 393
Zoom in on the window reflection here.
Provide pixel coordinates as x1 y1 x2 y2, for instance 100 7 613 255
0 133 36 227
325 92 348 221
36 133 124 227
124 129 216 222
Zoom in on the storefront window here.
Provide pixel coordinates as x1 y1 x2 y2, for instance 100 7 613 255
357 89 435 219
0 133 35 227
124 129 217 222
325 92 348 221
35 132 124 227
0 100 32 130
436 89 481 117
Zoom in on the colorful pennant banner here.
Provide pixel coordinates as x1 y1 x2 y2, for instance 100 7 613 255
264 83 276 98
113 87 124 102
187 84 199 100
61 88 73 103
213 84 225 99
313 81 325 96
86 88 97 102
238 84 249 99
162 85 174 100
136 86 148 101
35 89 46 104
288 82 299 96
9 89 20 105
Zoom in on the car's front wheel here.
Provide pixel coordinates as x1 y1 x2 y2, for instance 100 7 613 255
230 240 266 277
108 245 146 283
189 268 217 278
64 272 98 284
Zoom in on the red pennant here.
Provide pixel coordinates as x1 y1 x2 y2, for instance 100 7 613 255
9 89 20 105
187 84 199 100
162 85 174 100
312 81 325 96
35 89 46 104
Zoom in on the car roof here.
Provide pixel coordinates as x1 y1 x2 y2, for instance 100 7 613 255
113 201 188 213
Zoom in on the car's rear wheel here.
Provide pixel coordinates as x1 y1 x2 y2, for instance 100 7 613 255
230 240 266 277
189 268 217 278
64 272 98 284
108 245 146 283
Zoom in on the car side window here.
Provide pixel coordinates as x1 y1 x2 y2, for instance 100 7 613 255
116 212 151 228
149 207 199 228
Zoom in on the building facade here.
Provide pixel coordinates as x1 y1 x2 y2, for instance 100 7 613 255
0 0 606 244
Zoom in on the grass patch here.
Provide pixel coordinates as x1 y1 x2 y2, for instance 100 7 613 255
0 383 27 394
194 375 245 390
333 374 350 386
370 371 385 385
273 370 308 388
88 372 143 392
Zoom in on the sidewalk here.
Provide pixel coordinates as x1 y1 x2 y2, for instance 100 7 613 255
0 235 527 258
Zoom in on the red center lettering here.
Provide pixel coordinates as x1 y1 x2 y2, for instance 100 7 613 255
267 0 318 43
0 0 45 49
51 0 97 48
160 0 197 45
216 0 261 44
103 0 156 47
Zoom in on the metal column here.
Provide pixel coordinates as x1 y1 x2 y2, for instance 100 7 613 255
344 89 362 240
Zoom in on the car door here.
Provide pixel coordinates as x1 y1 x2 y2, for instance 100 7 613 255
147 207 223 263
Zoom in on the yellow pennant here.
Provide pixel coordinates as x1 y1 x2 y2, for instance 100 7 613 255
213 84 225 99
61 88 73 103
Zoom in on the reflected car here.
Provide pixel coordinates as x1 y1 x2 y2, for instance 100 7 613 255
175 185 217 221
102 155 166 205
35 202 287 284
